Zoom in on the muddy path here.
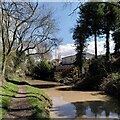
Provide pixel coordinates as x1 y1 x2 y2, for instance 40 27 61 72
28 80 120 119
6 85 32 119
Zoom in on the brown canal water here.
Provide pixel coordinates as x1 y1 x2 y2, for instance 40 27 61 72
29 80 120 119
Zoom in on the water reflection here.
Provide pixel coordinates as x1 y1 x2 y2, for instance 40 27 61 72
73 100 120 119
51 96 120 119
51 97 76 118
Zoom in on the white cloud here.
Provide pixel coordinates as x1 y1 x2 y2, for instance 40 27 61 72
54 40 115 59
52 44 76 59
87 40 115 55
58 44 76 58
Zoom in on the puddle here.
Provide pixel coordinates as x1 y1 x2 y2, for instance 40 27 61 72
51 97 120 119
50 97 76 118
74 101 120 119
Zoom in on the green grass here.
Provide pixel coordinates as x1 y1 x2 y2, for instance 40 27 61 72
26 85 52 120
0 75 52 119
0 81 18 118
0 108 6 119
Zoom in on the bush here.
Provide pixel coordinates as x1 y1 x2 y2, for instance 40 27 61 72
74 57 109 90
112 57 120 72
88 58 107 78
61 66 74 78
59 77 74 85
25 57 36 76
100 73 120 99
79 58 108 90
74 77 101 91
32 60 54 80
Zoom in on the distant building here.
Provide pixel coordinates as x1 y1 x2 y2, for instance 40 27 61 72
62 55 76 65
55 53 94 73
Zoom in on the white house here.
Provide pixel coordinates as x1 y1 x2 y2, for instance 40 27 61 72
62 55 76 65
55 53 93 72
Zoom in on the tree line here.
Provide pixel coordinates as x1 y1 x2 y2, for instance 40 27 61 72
73 2 120 73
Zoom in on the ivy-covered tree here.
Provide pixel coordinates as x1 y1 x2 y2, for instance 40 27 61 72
112 29 120 54
102 3 118 61
73 2 104 73
73 24 87 74
79 2 104 59
111 2 120 55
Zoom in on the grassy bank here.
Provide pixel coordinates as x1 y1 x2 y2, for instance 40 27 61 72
26 85 52 119
0 74 52 119
0 81 18 118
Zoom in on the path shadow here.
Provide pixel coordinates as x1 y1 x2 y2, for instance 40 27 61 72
56 86 80 91
57 87 104 92
31 84 62 89
8 107 32 112
6 78 30 85
1 94 15 97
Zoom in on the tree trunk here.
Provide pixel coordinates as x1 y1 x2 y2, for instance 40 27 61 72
106 30 110 61
77 51 83 74
79 54 82 74
94 32 97 59
1 5 6 79
1 55 7 78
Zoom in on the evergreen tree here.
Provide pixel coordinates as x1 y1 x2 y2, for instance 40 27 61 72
102 3 118 60
79 2 103 59
112 28 120 54
111 2 120 55
73 24 88 73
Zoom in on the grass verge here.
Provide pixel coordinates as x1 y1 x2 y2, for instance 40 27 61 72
0 74 52 119
0 81 18 118
26 85 52 120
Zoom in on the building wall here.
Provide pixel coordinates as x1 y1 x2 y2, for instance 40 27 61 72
62 55 76 65
55 55 76 72
55 53 94 73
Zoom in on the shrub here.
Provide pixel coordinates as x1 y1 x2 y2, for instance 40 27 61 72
74 77 101 91
32 60 54 80
74 57 109 90
88 58 107 78
83 58 108 90
25 57 36 76
61 66 74 78
100 73 120 99
111 57 120 72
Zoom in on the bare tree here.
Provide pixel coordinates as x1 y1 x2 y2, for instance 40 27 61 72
0 2 60 77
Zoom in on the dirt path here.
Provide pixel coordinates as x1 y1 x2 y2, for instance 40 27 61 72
6 85 32 119
28 80 118 119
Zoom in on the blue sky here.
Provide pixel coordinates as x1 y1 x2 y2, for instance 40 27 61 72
46 2 79 45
